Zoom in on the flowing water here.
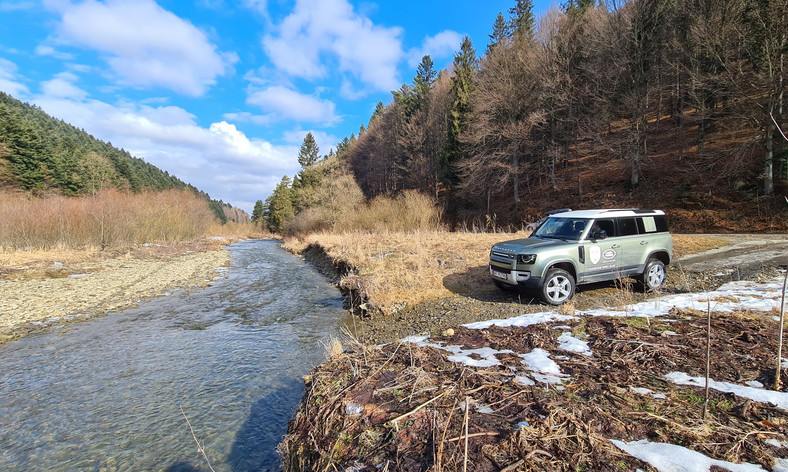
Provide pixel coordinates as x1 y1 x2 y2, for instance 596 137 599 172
0 239 350 471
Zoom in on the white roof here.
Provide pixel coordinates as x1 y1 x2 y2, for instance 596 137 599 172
550 209 664 219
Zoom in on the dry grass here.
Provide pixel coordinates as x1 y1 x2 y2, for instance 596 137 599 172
0 189 217 249
285 231 731 314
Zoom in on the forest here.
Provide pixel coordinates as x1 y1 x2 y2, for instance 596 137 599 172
262 0 787 234
0 92 244 224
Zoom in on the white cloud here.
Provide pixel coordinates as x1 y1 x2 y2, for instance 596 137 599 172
0 58 29 97
407 30 464 68
35 45 74 60
263 0 403 93
32 82 300 213
47 0 237 96
222 111 274 126
246 85 337 124
41 71 88 100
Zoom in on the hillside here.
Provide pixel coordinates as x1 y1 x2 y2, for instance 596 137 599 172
0 92 242 223
478 113 788 234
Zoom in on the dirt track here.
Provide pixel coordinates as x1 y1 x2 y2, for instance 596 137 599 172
675 233 788 275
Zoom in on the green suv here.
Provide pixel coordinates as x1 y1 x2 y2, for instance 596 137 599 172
490 209 673 305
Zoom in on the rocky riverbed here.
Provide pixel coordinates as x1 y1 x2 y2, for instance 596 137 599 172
0 240 232 344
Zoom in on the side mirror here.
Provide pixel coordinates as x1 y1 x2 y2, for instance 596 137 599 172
592 229 607 240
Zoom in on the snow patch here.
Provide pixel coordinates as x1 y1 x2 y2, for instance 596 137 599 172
610 439 766 471
463 312 576 330
665 372 788 410
557 332 591 356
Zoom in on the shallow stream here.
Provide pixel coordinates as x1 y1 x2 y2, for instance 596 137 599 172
0 239 349 471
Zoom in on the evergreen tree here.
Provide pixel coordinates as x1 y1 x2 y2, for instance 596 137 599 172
488 12 512 52
297 132 320 167
414 55 437 99
444 36 478 188
509 0 536 41
251 199 265 225
266 176 294 233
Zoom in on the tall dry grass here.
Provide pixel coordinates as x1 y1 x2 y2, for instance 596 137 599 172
284 231 732 315
289 189 442 235
0 189 218 250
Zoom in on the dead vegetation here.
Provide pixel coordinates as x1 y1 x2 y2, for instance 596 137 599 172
280 310 788 471
284 231 730 318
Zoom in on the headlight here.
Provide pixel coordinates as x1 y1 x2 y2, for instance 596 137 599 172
517 254 536 264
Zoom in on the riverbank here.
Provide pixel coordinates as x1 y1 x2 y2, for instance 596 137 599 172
0 239 235 344
280 231 788 471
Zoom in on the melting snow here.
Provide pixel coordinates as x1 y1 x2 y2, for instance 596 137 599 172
665 372 788 410
629 386 667 400
463 312 576 329
610 439 767 471
557 332 592 356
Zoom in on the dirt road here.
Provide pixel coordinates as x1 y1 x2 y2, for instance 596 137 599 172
675 233 788 275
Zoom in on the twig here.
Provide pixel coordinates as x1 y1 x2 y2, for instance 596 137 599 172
389 389 450 429
704 298 712 421
448 431 499 442
776 270 788 390
180 405 216 472
463 396 470 472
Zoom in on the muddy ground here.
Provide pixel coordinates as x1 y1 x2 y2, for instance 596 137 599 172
280 234 788 471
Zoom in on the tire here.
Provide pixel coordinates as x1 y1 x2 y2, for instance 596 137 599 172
540 268 575 305
639 258 666 292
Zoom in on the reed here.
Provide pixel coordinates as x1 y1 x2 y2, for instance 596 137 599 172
0 189 217 249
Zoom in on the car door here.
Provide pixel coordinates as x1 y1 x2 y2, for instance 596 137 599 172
582 218 620 282
616 217 646 276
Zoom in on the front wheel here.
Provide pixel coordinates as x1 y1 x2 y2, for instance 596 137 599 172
540 269 575 305
639 258 666 292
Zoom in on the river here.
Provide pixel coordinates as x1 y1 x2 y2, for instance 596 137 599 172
0 239 350 471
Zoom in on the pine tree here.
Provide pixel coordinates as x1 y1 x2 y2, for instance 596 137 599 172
488 12 512 52
509 0 536 41
297 132 320 167
251 199 265 224
444 36 478 188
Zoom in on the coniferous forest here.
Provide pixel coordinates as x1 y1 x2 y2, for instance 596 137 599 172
265 0 787 233
0 92 243 224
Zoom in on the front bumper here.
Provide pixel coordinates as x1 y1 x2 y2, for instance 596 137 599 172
489 264 541 289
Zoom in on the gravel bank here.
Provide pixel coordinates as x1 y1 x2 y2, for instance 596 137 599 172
0 244 231 343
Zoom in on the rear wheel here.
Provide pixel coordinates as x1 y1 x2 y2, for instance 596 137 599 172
639 258 666 292
540 268 575 305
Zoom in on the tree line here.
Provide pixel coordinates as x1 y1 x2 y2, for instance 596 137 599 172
0 92 245 223
261 0 787 232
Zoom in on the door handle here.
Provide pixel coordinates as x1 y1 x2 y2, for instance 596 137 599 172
611 244 620 249
640 241 648 245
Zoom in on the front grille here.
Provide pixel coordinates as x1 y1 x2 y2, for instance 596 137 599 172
492 251 514 259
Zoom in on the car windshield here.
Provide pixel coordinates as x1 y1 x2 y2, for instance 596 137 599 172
533 217 589 241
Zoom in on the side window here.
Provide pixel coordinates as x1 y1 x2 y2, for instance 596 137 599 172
637 216 659 233
591 219 616 237
617 218 638 236
655 215 669 232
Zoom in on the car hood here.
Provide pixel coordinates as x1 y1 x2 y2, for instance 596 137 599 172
492 237 564 253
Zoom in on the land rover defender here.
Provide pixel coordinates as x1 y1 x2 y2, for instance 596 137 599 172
489 209 673 305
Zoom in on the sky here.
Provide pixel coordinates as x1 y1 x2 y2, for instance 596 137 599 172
0 0 554 214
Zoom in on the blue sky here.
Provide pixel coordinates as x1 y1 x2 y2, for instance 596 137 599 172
0 0 552 213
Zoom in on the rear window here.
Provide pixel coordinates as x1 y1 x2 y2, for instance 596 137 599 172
637 215 669 233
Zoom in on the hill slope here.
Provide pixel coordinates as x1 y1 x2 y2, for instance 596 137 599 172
0 92 241 223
